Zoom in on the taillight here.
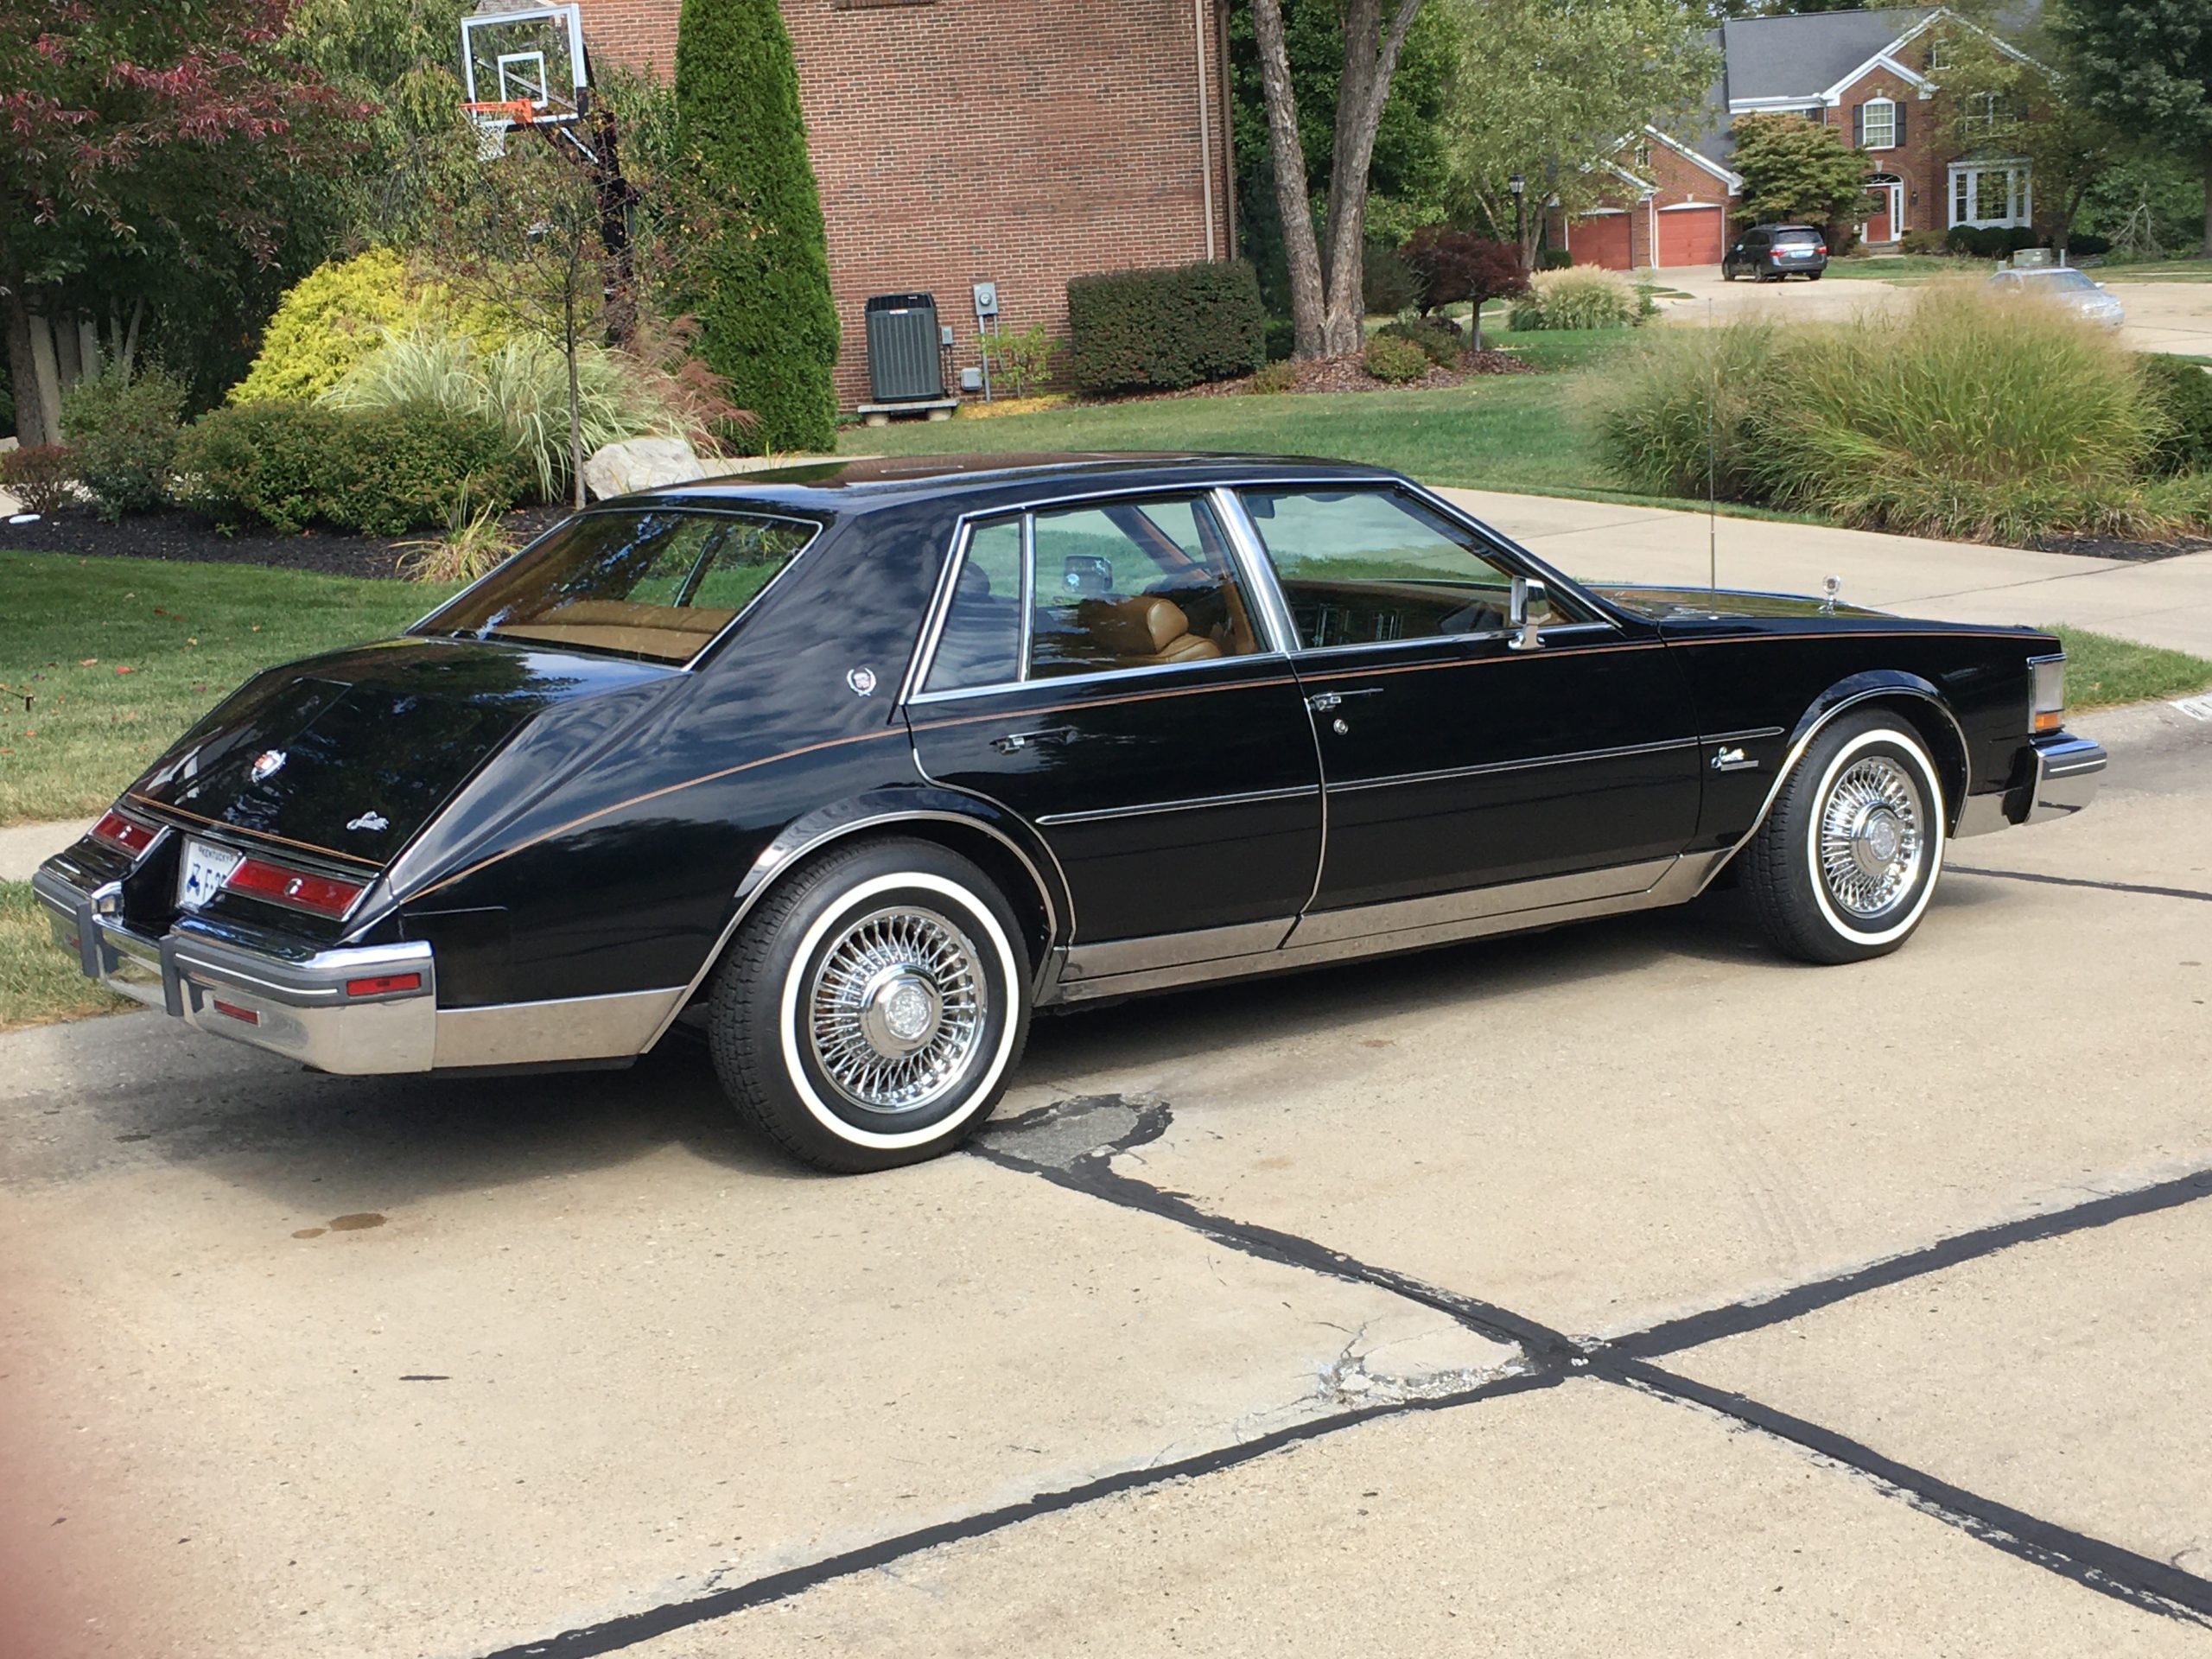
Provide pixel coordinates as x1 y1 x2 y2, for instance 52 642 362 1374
1816 245 1827 255
91 809 158 858
222 856 365 919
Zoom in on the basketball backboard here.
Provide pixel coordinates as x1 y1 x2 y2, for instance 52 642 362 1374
461 4 588 127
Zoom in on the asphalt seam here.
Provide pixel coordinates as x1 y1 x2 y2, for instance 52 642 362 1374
465 1104 2212 1655
1948 863 2212 905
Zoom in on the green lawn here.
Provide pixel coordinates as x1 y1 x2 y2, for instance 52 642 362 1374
2097 258 2212 283
2050 626 2212 709
1 880 129 1031
0 552 461 826
1821 255 1967 283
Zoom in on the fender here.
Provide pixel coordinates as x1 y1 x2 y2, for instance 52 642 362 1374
1694 672 1971 896
635 785 1071 1052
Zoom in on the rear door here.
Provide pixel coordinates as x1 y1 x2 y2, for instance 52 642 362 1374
1230 486 1703 927
906 493 1320 969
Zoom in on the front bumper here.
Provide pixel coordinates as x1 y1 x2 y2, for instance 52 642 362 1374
1955 731 2107 836
31 866 435 1074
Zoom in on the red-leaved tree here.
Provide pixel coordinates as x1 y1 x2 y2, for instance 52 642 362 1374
1400 227 1527 350
1 0 365 442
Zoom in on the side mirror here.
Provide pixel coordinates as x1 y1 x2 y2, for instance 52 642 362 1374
1508 575 1548 652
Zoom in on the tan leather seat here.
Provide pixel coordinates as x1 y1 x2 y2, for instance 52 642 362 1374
1071 595 1224 669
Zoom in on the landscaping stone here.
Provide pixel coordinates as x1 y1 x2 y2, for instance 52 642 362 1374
582 436 705 501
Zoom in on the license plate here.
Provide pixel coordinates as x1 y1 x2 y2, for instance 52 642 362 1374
177 837 244 910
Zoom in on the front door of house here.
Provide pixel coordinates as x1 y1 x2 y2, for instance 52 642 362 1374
1865 181 1904 245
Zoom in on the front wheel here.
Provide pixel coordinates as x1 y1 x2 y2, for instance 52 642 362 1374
708 837 1031 1172
1745 712 1948 964
1722 262 1737 282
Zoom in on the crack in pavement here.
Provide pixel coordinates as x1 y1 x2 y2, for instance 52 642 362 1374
464 1095 2212 1656
1948 865 2212 905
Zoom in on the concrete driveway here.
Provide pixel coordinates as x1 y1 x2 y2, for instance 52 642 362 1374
1650 263 2212 358
6 692 2211 1654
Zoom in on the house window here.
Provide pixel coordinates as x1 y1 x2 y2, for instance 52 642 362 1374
1862 97 1896 149
1961 91 2000 138
1948 162 2031 228
1925 33 1947 71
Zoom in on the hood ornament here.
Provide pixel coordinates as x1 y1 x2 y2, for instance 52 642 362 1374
1820 575 1841 615
346 810 390 833
249 749 287 784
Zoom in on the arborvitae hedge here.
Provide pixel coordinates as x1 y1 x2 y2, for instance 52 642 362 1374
1065 262 1267 394
674 0 838 452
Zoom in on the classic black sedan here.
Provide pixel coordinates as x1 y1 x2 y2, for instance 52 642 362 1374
37 454 2104 1170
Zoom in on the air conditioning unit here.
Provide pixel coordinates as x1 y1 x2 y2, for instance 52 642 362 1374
865 293 944 404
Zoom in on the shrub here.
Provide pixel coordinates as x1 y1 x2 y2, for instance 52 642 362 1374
1263 318 1297 364
397 503 521 585
1537 247 1573 270
0 443 76 516
315 404 521 537
982 321 1057 399
1376 315 1462 367
59 368 186 520
232 250 413 404
2068 232 2113 257
1399 228 1528 340
676 0 839 452
1360 240 1423 315
1362 333 1431 383
1509 266 1639 330
1248 359 1300 395
328 327 707 505
1066 260 1266 394
2142 354 2212 474
175 401 340 532
1898 229 1949 256
1590 321 1785 502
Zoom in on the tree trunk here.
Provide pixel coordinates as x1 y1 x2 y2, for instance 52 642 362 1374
1250 0 1328 359
565 275 586 512
2202 147 2212 261
3 277 49 447
1319 0 1424 355
25 308 63 442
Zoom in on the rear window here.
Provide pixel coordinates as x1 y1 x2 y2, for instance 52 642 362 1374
1772 228 1821 245
415 509 817 664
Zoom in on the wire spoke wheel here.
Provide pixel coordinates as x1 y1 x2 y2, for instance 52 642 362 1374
1815 754 1926 921
806 904 988 1115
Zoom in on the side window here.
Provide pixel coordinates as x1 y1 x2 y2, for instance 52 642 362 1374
1239 487 1579 650
921 495 1263 693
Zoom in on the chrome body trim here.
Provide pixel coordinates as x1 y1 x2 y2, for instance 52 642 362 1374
1060 917 1297 982
1035 784 1319 827
1049 855 1699 1005
432 988 685 1069
906 649 1294 706
1210 486 1302 656
1690 685 1973 897
1323 738 1700 796
1952 791 2012 838
632 804 1070 1052
34 864 437 1073
2027 734 2106 823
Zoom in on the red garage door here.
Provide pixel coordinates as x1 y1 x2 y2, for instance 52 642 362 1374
1658 206 1724 267
1568 212 1631 270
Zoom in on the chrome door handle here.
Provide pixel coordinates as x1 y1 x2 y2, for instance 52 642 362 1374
1305 688 1382 714
991 727 1074 753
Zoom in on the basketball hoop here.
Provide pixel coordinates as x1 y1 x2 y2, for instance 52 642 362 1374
465 98 537 160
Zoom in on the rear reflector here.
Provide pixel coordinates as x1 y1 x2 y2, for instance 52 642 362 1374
345 973 423 997
223 857 365 919
92 809 157 857
211 999 260 1025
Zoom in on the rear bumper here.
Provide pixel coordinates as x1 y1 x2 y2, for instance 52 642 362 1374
1954 732 2107 837
30 866 435 1073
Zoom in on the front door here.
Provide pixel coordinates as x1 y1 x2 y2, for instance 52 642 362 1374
1230 485 1704 930
906 493 1320 963
1865 181 1903 245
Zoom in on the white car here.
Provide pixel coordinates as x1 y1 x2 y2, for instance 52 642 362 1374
1986 265 2124 327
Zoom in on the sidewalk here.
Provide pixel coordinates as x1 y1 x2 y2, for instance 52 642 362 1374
1440 488 2212 657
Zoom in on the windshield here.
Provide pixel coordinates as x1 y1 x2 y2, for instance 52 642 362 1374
415 509 819 664
2031 269 2098 291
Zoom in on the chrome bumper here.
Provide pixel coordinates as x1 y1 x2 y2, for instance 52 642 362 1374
30 866 435 1074
1954 732 2107 837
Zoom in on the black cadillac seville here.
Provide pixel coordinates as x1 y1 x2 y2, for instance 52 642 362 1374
36 454 2105 1170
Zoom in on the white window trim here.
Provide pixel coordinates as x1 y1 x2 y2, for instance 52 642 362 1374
1947 159 2032 229
1861 95 1897 150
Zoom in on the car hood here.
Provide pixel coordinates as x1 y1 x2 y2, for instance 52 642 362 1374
130 638 673 868
1587 583 1890 623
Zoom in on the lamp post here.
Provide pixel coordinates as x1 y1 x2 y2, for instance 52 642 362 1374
1509 173 1526 262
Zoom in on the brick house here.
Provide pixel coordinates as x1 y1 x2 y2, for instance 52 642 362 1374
1549 5 2044 270
575 0 1236 410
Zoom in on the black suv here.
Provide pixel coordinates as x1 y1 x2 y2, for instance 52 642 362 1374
1723 224 1828 282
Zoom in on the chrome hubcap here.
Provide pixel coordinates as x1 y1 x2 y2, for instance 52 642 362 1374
1818 756 1926 919
808 906 986 1113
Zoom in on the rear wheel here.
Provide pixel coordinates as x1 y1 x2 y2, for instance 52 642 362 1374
708 837 1030 1172
1722 261 1738 282
1745 712 1948 965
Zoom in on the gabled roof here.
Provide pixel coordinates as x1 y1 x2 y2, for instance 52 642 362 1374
1720 7 1933 104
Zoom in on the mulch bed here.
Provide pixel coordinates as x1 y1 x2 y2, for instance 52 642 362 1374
1170 347 1539 399
2 505 568 580
2027 531 2212 564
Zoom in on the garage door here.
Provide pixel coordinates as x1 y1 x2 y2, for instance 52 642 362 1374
1568 212 1631 270
1657 206 1724 267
